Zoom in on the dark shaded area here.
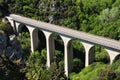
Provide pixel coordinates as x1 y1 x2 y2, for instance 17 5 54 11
0 54 26 80
38 30 46 51
114 54 120 62
0 1 9 16
18 24 29 33
73 49 85 65
94 46 110 64
73 49 85 73
55 40 64 54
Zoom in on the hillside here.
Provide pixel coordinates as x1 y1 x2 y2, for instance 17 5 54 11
0 0 120 80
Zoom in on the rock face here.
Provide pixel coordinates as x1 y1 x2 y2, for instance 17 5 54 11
0 32 7 52
0 32 22 61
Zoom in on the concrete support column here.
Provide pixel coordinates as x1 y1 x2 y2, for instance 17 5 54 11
81 42 94 67
106 49 120 64
43 30 54 67
27 26 39 52
14 21 21 34
61 35 72 77
6 17 17 34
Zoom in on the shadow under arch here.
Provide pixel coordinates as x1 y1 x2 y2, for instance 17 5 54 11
113 54 120 62
17 23 30 59
70 39 85 73
37 29 46 51
17 23 29 33
90 45 110 64
49 32 64 63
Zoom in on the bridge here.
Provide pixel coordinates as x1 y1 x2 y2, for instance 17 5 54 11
6 14 120 77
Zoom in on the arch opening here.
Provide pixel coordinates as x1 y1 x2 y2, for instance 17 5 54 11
18 23 29 33
52 33 64 64
37 30 46 52
17 23 30 59
93 45 110 64
71 39 85 73
113 54 120 62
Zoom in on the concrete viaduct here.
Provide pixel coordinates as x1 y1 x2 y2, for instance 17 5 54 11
6 14 120 77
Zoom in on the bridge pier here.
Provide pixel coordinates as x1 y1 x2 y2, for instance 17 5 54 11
106 49 120 64
43 30 55 67
61 36 73 77
27 27 39 52
81 42 94 67
14 21 21 34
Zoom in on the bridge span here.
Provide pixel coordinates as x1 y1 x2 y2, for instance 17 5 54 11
6 14 120 77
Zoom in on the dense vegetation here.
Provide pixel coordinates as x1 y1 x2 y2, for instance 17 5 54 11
0 0 120 80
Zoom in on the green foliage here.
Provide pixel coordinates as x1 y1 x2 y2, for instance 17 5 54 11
72 40 84 52
73 58 84 73
100 7 120 23
98 59 120 80
17 32 30 58
26 50 49 80
1 0 120 80
54 50 64 63
95 46 110 63
26 50 67 80
70 59 120 80
70 62 107 80
48 62 67 80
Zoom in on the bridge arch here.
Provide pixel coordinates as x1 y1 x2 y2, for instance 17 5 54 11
106 49 120 64
37 30 46 51
113 54 120 62
70 39 85 73
50 33 64 63
18 23 29 34
93 45 110 64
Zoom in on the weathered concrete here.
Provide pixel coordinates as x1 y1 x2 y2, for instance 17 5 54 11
27 26 39 52
106 49 120 64
81 42 94 67
14 21 21 33
43 30 55 67
61 35 72 77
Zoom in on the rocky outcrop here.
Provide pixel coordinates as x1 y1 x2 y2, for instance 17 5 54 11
0 31 7 52
0 32 22 61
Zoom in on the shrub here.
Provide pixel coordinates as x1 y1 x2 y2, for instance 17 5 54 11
70 62 107 80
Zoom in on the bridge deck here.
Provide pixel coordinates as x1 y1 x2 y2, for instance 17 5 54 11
10 14 120 51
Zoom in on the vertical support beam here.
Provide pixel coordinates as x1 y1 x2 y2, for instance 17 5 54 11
106 49 120 64
61 35 72 77
81 42 94 67
27 26 39 52
14 21 20 34
43 30 54 67
13 21 17 34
